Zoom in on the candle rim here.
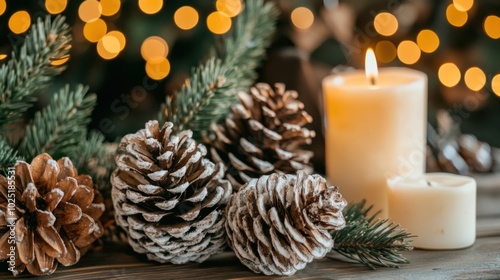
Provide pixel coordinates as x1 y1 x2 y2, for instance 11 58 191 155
323 67 427 90
387 173 476 189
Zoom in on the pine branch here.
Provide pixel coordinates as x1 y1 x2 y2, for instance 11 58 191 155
160 0 279 140
18 84 96 161
330 200 414 269
0 137 22 175
0 15 71 132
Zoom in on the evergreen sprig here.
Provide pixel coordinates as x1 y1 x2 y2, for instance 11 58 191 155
0 15 71 132
0 138 21 174
18 84 96 160
331 200 414 269
160 0 279 140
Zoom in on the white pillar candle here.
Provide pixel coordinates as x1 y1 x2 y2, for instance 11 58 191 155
387 173 476 249
322 49 427 218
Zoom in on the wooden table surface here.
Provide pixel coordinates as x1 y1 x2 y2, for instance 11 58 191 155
2 176 499 280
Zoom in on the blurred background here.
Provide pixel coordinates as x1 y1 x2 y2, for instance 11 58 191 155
1 0 499 172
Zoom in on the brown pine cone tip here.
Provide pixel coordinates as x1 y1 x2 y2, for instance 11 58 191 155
0 154 105 276
111 121 232 264
225 171 347 276
205 83 316 191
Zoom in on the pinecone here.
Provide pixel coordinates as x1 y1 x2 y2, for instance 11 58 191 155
225 171 347 275
111 121 232 264
205 83 316 191
0 153 105 276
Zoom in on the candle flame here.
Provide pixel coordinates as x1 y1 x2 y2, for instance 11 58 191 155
365 48 378 85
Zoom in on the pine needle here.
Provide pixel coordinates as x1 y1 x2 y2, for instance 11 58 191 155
160 0 279 140
18 84 96 160
0 138 22 174
0 15 71 132
330 200 414 269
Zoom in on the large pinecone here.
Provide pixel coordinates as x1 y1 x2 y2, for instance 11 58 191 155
205 83 316 191
111 121 232 264
0 153 105 276
225 171 347 275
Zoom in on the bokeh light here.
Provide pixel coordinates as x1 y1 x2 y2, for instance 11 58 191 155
138 0 163 15
9 11 31 34
484 16 500 39
446 4 468 27
375 40 397 63
50 56 70 66
438 63 461 87
417 29 440 53
0 0 6 16
79 0 102 23
97 35 120 60
146 58 171 80
397 40 420 65
492 74 500 97
216 0 242 18
174 6 199 30
453 0 474 12
290 7 314 30
464 67 486 91
0 54 7 60
101 0 121 17
83 19 107 43
374 12 398 36
45 0 67 15
141 36 168 61
207 11 232 35
107 31 126 51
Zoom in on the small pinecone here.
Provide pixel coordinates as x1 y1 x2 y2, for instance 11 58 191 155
111 121 232 264
0 153 105 276
206 83 316 191
225 171 347 275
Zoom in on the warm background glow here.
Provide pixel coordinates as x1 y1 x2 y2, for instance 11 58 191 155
207 11 232 34
439 63 461 87
464 67 486 91
484 16 500 39
446 4 468 27
397 40 420 65
375 40 397 63
45 0 67 15
453 0 474 12
141 36 169 61
374 12 398 36
174 6 199 30
0 0 6 16
79 0 102 23
83 19 107 43
9 11 31 34
138 0 163 15
492 75 500 97
216 0 242 18
291 7 314 30
146 58 171 80
417 29 440 53
101 0 121 17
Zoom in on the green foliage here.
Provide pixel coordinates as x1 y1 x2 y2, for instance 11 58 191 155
0 138 21 174
0 15 71 132
160 0 279 140
331 200 414 269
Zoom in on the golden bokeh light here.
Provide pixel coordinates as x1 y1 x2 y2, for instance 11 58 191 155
207 11 232 35
375 40 397 63
50 56 70 66
417 29 440 53
374 12 398 36
141 36 168 61
0 0 6 16
45 0 67 15
9 11 31 34
79 0 102 23
290 7 314 30
397 40 421 65
174 6 199 30
464 67 486 91
446 4 468 27
0 54 7 60
146 58 171 80
438 63 461 87
216 0 242 18
83 19 107 43
107 31 126 51
453 0 474 12
101 0 121 16
484 16 500 39
492 74 500 97
97 35 120 60
138 0 163 15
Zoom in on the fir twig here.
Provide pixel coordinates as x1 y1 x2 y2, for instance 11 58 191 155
160 0 278 140
330 200 414 269
0 138 22 174
0 15 71 132
18 84 96 160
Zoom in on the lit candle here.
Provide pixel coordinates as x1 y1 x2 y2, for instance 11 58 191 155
387 173 476 249
322 49 427 218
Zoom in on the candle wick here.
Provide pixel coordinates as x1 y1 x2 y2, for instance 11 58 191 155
370 76 376 86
